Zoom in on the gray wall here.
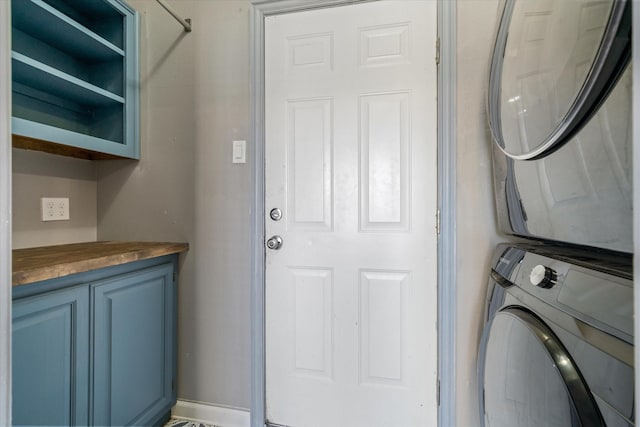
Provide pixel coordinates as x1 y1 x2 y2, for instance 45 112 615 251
12 149 97 249
96 0 252 409
456 1 504 425
454 4 639 424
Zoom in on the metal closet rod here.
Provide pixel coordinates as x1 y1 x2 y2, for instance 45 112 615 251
155 0 192 32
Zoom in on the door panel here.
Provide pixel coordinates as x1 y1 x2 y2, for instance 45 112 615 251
291 267 333 379
360 91 409 231
359 270 408 387
287 98 333 231
265 2 437 426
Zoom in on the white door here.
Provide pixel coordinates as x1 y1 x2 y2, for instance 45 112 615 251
265 2 438 426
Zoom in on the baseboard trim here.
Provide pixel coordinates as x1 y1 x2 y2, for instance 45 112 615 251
172 400 251 427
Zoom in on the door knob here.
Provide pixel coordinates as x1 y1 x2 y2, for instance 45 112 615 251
266 235 283 250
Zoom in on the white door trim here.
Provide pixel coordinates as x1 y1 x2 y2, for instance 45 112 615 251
249 1 457 426
0 1 11 424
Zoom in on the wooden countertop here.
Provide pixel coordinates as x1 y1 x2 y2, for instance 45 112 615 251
13 241 189 286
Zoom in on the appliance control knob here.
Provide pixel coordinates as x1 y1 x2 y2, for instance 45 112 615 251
530 265 557 289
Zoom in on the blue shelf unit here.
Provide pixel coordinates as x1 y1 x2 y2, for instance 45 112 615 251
11 0 139 159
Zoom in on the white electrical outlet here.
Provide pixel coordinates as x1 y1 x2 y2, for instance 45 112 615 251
41 197 70 221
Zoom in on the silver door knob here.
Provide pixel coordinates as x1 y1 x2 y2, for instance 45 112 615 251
266 235 283 250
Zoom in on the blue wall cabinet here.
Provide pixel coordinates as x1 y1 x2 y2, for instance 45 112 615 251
12 256 177 426
11 0 140 159
92 264 176 426
12 286 90 426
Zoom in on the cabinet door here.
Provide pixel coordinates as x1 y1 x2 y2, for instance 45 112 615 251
12 286 90 426
92 263 175 426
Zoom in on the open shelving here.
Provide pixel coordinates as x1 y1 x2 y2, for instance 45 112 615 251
11 0 139 160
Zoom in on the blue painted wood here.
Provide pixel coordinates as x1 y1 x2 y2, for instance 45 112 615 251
12 117 131 155
12 255 178 427
13 256 177 300
13 29 117 90
92 263 176 426
11 0 124 60
12 52 124 105
13 81 89 114
43 0 125 49
12 285 90 426
12 29 125 97
13 91 94 137
10 0 139 159
118 0 141 160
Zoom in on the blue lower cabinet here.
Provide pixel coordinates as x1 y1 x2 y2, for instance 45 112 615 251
92 264 176 426
12 286 90 426
12 256 178 427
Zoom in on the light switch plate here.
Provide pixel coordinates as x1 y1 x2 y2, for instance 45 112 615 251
232 140 246 164
41 197 70 221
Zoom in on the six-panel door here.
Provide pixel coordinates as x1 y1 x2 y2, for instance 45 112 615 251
12 286 90 426
265 2 439 426
91 264 175 426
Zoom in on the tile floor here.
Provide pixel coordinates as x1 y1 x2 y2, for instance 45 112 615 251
164 418 220 427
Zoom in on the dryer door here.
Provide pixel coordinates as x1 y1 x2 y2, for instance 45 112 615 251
482 307 603 427
493 64 633 252
488 0 630 160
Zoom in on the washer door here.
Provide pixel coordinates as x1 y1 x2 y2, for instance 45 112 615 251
482 308 603 427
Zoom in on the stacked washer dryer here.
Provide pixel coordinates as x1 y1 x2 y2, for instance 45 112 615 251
478 1 633 426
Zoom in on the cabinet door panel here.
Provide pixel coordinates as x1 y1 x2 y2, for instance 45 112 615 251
12 286 89 426
92 264 175 426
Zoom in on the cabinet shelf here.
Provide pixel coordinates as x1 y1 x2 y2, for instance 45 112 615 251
12 0 124 61
12 118 129 159
13 52 124 107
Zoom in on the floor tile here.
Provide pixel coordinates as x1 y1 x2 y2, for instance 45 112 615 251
164 418 220 427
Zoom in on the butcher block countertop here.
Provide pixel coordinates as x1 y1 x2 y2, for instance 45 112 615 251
13 241 189 286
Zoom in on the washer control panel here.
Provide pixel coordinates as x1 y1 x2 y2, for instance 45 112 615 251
493 245 633 343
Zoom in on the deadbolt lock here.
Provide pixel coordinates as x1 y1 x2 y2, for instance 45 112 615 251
270 208 283 221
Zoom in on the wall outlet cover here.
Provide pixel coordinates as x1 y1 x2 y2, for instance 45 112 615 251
41 197 70 221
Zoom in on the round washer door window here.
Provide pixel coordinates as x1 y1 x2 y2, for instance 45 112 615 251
483 308 603 427
488 0 630 160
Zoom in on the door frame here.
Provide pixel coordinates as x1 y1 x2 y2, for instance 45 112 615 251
249 1 457 426
0 0 11 424
634 0 640 419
